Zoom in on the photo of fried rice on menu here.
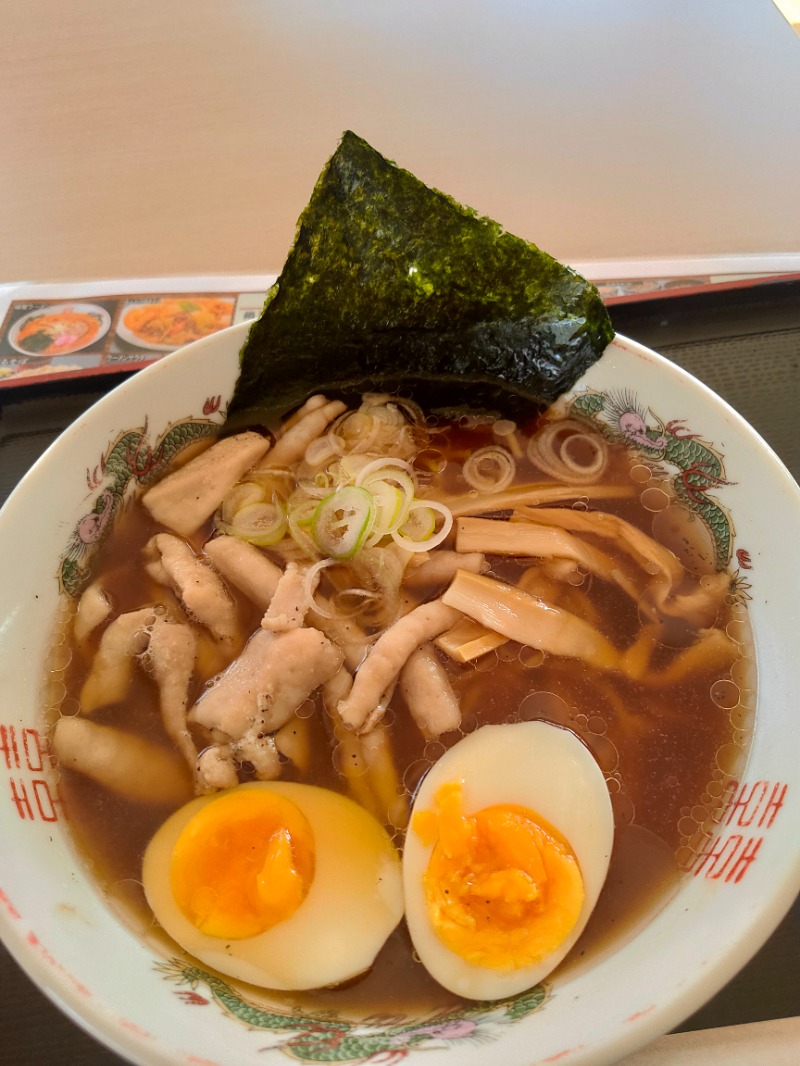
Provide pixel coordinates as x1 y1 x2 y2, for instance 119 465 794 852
114 296 235 352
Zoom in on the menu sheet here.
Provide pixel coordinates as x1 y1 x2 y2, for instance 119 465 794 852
1 271 797 391
0 275 273 391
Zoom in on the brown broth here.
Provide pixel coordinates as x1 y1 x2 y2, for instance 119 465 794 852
51 411 753 1014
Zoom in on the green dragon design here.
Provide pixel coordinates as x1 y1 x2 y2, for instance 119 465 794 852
59 408 222 597
156 959 546 1064
570 389 734 569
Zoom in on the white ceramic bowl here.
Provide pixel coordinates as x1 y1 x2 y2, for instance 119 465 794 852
0 323 798 1066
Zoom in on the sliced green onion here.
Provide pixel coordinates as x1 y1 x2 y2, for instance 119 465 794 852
219 481 265 526
332 587 380 617
303 558 336 617
462 446 516 493
397 505 435 542
354 456 414 486
303 435 338 469
222 500 287 546
391 499 454 552
356 460 416 540
312 486 376 560
288 497 321 558
365 481 405 546
297 473 335 500
339 453 374 481
388 396 425 426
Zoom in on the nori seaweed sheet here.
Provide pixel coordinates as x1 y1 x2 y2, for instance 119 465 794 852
227 132 614 428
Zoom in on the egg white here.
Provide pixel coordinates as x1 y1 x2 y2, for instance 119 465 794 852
143 781 404 990
402 721 614 1000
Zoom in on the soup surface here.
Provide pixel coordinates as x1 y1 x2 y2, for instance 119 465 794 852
48 392 754 1012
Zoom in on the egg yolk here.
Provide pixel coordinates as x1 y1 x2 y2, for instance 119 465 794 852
169 789 315 940
413 781 585 971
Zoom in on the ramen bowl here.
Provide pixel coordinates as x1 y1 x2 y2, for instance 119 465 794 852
0 323 798 1066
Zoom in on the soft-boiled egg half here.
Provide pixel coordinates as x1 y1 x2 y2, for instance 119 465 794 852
403 721 614 1000
143 781 404 990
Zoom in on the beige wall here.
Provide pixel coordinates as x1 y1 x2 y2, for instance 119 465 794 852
1 0 799 282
